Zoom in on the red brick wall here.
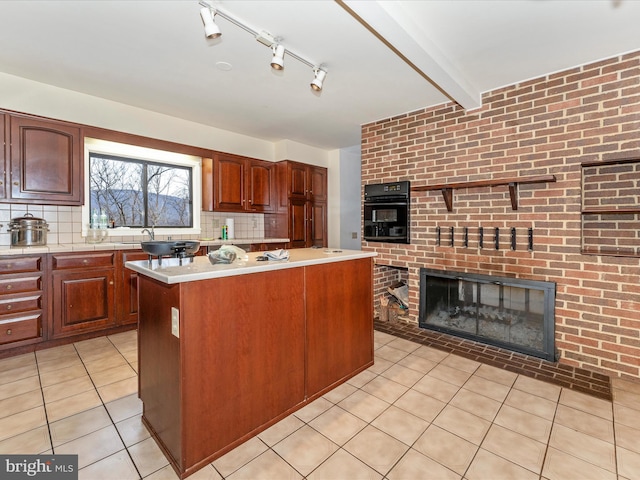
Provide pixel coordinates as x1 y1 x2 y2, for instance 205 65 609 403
361 51 640 380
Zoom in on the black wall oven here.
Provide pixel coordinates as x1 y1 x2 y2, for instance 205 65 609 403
364 181 410 244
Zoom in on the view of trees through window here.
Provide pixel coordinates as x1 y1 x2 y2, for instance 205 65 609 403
89 153 193 228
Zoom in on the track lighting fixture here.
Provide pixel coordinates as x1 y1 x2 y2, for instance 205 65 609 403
310 68 327 92
271 44 285 70
198 1 328 93
199 6 221 39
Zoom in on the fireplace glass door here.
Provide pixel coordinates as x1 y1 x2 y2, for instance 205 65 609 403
419 269 556 360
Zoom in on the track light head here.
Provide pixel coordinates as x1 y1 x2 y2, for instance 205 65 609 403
310 68 327 91
200 7 221 39
270 44 285 70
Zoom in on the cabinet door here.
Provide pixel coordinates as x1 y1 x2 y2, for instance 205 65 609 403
51 268 115 338
213 155 245 212
309 167 327 202
0 113 6 200
119 251 149 325
247 159 275 212
9 116 82 205
288 162 308 198
288 198 307 249
201 157 214 211
309 201 327 248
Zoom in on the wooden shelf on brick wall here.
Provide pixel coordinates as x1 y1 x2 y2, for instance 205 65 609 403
411 174 556 211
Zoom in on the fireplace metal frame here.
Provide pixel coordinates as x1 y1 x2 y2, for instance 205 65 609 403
419 268 556 361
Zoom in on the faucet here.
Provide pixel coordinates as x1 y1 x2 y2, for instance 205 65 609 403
142 226 155 241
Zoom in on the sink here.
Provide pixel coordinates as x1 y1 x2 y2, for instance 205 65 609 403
141 240 200 257
116 241 141 245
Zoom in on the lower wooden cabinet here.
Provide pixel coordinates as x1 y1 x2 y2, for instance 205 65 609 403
50 252 116 339
118 250 149 326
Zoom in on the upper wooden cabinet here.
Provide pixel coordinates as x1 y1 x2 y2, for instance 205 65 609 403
285 161 327 202
0 113 6 200
7 114 83 205
202 153 276 213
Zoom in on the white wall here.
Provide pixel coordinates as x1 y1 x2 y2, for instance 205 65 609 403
328 145 361 250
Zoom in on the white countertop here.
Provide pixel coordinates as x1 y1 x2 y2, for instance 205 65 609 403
0 238 289 256
125 248 377 284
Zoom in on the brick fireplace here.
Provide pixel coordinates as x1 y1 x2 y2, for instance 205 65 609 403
362 51 640 380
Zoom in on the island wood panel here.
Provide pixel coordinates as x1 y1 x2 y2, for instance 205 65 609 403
305 257 374 397
138 277 182 469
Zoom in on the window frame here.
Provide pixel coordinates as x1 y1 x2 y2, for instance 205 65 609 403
83 138 202 238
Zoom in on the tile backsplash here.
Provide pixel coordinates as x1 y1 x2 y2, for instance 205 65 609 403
0 203 266 246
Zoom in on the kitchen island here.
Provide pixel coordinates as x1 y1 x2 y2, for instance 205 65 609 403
125 248 376 479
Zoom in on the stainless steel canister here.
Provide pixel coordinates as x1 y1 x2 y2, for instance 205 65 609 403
8 213 49 247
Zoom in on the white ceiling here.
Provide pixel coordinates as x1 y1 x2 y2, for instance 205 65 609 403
0 0 639 150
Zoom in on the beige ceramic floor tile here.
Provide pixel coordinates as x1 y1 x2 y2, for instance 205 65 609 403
542 447 616 480
493 404 553 443
466 448 538 480
213 437 269 477
396 353 437 374
394 389 446 423
374 345 410 363
37 355 83 374
43 375 95 403
89 363 137 388
361 375 409 403
0 375 41 401
0 352 36 372
559 388 613 420
504 388 558 420
387 448 460 480
617 446 640 479
549 423 616 472
412 375 460 403
554 404 614 443
309 405 367 446
0 425 51 454
50 406 112 447
97 376 138 403
129 361 138 374
0 389 43 419
128 436 169 477
180 464 221 480
613 388 640 412
346 369 377 388
39 363 88 387
427 364 472 387
308 448 380 480
462 375 511 402
386 338 421 354
55 425 124 469
105 393 143 423
473 364 518 387
115 414 151 447
45 389 102 423
379 363 425 387
614 402 640 429
337 390 389 423
481 424 546 474
0 362 38 385
83 354 128 375
343 425 408 476
74 336 113 353
433 405 491 445
35 344 76 363
228 449 303 480
367 357 394 375
322 381 357 404
144 464 180 480
615 422 640 454
450 388 502 421
440 354 480 373
373 331 396 346
76 344 121 363
512 375 561 402
413 424 477 475
273 425 338 477
412 346 449 363
370 405 429 446
293 397 333 423
257 414 304 447
0 405 47 442
78 449 139 480
612 377 640 395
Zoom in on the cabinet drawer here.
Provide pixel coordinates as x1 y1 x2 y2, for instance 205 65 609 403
0 294 42 315
0 256 42 274
52 252 115 270
0 314 41 345
0 276 41 295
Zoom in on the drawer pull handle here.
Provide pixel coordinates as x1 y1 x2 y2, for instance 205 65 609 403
6 305 11 310
109 281 114 285
82 259 88 264
6 285 12 290
6 329 11 335
13 181 19 186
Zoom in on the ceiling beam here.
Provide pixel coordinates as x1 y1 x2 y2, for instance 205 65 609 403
337 0 482 110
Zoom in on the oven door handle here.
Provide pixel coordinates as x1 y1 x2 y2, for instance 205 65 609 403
364 201 408 206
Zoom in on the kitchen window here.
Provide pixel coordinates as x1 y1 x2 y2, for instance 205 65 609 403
83 138 201 236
